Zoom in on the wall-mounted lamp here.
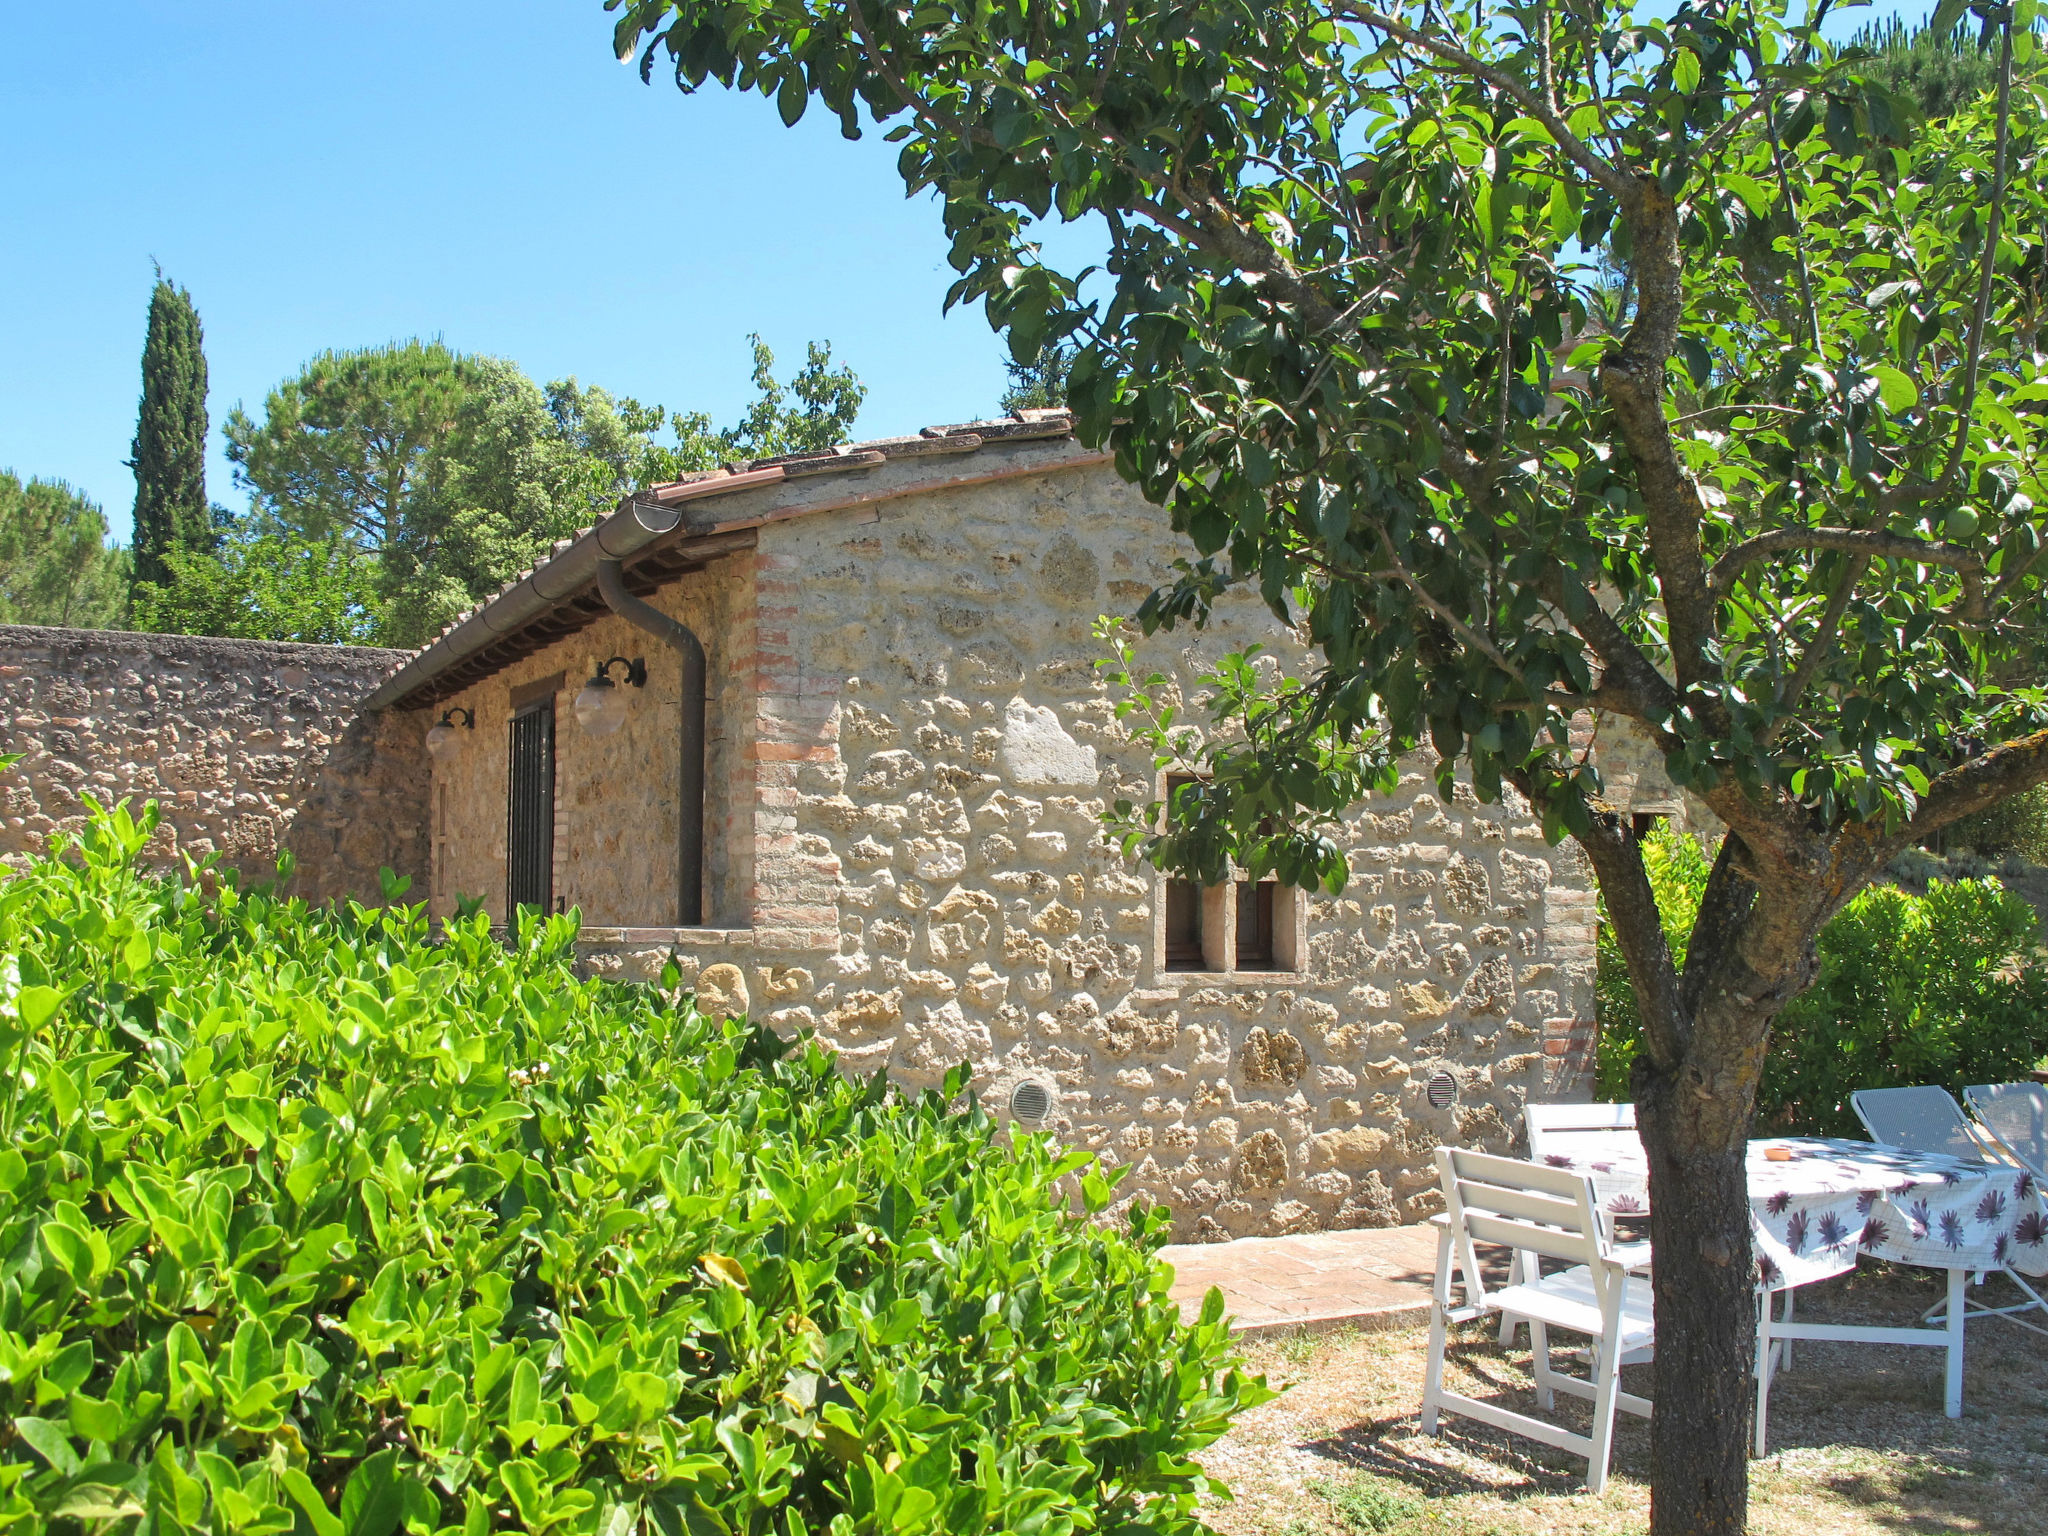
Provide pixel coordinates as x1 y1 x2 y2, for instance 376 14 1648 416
425 706 475 761
573 656 646 736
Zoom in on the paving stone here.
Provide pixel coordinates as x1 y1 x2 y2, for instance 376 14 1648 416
1161 1221 1443 1338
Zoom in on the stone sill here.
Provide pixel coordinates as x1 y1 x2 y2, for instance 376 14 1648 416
1152 970 1310 987
576 926 757 947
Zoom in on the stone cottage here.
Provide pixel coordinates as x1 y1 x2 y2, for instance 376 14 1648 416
356 411 1599 1239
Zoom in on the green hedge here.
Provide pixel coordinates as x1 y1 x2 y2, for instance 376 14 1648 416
1596 826 2048 1135
0 802 1265 1535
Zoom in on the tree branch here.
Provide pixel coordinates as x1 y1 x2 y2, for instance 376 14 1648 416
1901 728 2048 843
1706 527 1985 602
1577 811 1691 1066
1373 526 1523 679
1531 568 1684 735
1596 177 1721 693
1678 834 1759 1022
1941 14 2017 490
1767 553 1866 735
1333 4 1630 199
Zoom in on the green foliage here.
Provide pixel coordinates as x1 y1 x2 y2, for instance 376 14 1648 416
611 0 2048 861
998 343 1076 414
1763 880 2048 1136
701 334 867 465
1596 827 2048 1132
212 336 864 647
0 800 1264 1535
131 525 381 647
1593 828 1715 1099
1098 619 1388 894
1944 781 2048 861
1850 17 2005 120
127 275 211 596
0 472 129 630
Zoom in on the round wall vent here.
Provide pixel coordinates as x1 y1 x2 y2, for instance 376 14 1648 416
1009 1079 1055 1126
1426 1070 1459 1110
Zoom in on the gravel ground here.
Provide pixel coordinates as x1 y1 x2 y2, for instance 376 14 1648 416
1194 1263 2048 1535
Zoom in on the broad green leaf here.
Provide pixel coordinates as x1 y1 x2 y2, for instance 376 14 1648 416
341 1448 405 1536
1869 365 1919 413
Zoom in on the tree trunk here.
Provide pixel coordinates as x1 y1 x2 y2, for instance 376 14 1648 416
1636 1062 1758 1536
1580 817 1808 1535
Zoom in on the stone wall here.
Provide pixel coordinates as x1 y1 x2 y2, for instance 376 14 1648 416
564 460 1599 1240
0 625 425 903
424 552 757 928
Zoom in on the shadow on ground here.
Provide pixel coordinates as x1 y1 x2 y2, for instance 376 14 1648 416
1198 1262 2048 1536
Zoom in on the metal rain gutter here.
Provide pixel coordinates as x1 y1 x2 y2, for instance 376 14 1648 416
357 466 788 713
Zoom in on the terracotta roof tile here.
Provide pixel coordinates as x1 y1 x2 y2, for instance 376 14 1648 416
369 409 1078 696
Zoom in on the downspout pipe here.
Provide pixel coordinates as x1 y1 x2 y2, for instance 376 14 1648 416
596 557 706 927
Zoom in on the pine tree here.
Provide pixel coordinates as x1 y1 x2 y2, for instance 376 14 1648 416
127 273 211 593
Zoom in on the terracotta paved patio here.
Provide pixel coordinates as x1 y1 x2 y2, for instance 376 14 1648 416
1160 1222 1442 1338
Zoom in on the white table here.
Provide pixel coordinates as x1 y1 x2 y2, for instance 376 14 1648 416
1538 1135 2048 1422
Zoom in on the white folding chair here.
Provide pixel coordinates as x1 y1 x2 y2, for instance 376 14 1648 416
1853 1085 2048 1335
1501 1103 1648 1345
1524 1100 1640 1160
1965 1081 2048 1178
1423 1147 1653 1494
1961 1082 2048 1336
1851 1085 2000 1163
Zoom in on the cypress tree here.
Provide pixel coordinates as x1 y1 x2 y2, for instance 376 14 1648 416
128 273 210 592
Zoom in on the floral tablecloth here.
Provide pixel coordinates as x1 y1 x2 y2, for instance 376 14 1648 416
1540 1134 2048 1289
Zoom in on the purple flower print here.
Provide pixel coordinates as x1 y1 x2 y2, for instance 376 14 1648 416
1941 1167 1964 1185
1861 1217 1891 1250
1908 1199 1934 1239
1817 1211 1851 1249
1939 1210 1967 1250
2015 1211 2048 1247
1786 1210 1811 1253
1856 1188 1880 1214
1766 1190 1794 1217
1608 1194 1645 1214
1543 1154 1573 1167
1995 1233 2012 1265
2016 1171 2036 1201
1976 1187 2008 1224
1757 1254 1782 1287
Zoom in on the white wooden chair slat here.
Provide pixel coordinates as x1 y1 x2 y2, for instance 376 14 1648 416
1464 1211 1603 1265
1454 1179 1588 1228
1502 1104 1647 1348
1422 1145 1651 1494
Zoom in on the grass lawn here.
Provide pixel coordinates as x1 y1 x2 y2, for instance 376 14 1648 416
1196 1264 2048 1535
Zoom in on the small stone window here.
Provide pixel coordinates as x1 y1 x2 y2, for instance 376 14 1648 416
1154 775 1300 976
1235 879 1279 971
1164 879 1207 971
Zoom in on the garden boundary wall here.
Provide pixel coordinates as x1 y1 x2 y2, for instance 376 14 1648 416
0 624 426 904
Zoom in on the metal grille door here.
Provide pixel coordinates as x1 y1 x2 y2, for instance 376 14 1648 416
507 702 555 913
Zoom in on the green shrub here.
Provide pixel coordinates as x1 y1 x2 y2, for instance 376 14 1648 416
1595 826 2048 1133
0 801 1267 1535
1943 781 2048 863
1592 827 1714 1101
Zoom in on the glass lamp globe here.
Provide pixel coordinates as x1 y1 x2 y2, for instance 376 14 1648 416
574 674 628 735
426 720 460 761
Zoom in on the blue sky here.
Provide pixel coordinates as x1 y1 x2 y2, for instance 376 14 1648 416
0 2 1065 542
2 1 1922 543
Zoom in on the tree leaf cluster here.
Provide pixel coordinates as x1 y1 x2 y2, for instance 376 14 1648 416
610 0 2048 855
127 277 211 598
0 799 1264 1535
0 473 129 631
158 335 864 650
1594 826 2048 1136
